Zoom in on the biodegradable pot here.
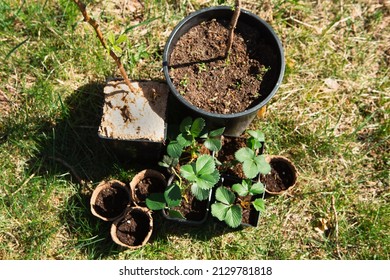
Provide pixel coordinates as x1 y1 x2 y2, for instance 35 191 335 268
163 6 285 136
263 155 297 195
90 180 131 221
111 206 153 249
130 169 167 206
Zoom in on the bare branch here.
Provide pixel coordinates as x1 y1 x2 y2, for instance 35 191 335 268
225 0 241 58
72 0 137 92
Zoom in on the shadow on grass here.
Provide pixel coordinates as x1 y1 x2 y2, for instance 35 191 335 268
28 80 246 259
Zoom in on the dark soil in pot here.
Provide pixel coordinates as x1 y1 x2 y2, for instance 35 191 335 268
216 136 246 178
169 18 273 114
262 156 297 194
169 188 209 222
238 194 260 226
134 177 166 203
91 181 130 220
113 208 153 248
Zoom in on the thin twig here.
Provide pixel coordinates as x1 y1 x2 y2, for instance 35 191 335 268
48 156 84 186
331 195 342 259
12 173 35 195
72 0 137 92
225 0 241 58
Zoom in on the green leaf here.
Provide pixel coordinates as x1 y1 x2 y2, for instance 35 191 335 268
225 205 242 228
196 171 220 189
209 127 225 137
107 32 115 45
247 130 265 142
204 138 222 152
116 34 127 44
167 140 183 158
180 164 197 181
232 182 249 196
191 184 210 201
215 187 235 205
179 117 193 133
235 147 254 162
250 182 265 195
112 45 123 57
252 198 265 212
190 118 205 137
247 138 262 150
195 154 215 175
168 209 186 219
164 183 182 207
176 133 192 147
254 155 271 175
145 193 166 210
242 159 259 179
211 202 229 221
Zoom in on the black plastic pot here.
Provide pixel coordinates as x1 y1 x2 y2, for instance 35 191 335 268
163 6 285 136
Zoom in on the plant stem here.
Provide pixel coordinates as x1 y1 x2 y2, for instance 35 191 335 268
225 0 241 58
72 0 137 92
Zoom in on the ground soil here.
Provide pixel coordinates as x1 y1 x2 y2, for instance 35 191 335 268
134 177 165 204
169 19 271 114
93 184 130 219
115 209 151 246
261 160 296 193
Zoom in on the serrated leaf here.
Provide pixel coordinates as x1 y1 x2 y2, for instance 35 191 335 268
225 205 242 228
195 154 215 175
164 183 182 207
209 127 225 137
145 193 166 210
180 164 197 181
176 133 192 147
232 183 249 196
235 147 254 162
250 182 265 195
190 118 205 137
167 140 183 158
191 184 210 201
242 159 259 179
254 155 271 175
179 117 193 133
204 138 222 152
196 171 220 189
211 202 229 221
247 130 265 142
215 187 235 205
252 198 265 212
116 34 127 44
247 138 263 150
168 209 186 219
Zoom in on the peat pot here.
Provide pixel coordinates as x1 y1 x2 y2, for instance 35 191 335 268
111 206 153 249
90 180 131 222
264 155 297 195
163 6 285 136
130 169 167 207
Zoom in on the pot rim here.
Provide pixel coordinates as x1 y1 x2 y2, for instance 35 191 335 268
129 169 167 206
110 206 153 249
162 5 285 119
264 155 297 194
90 179 130 222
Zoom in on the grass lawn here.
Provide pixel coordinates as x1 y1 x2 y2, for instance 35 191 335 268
0 0 388 260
